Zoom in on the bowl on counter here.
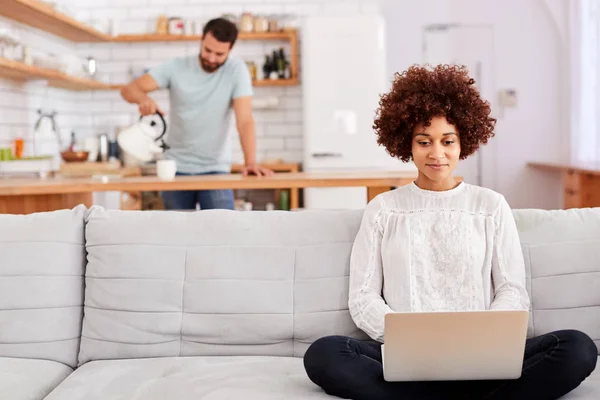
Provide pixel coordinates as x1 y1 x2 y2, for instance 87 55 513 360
61 151 90 162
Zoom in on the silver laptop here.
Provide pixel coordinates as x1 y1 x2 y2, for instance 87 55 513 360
382 310 529 382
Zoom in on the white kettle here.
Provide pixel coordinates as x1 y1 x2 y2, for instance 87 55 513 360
117 112 169 163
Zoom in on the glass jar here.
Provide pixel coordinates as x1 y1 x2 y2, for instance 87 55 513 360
253 15 269 33
268 16 280 32
245 61 257 80
239 12 254 33
168 17 184 35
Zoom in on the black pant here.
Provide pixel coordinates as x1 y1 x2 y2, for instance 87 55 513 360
303 330 597 400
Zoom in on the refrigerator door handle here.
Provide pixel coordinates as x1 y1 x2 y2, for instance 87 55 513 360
311 152 343 158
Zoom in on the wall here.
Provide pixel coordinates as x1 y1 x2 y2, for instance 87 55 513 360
0 16 82 152
382 0 568 209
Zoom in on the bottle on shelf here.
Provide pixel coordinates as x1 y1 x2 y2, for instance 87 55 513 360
262 55 271 80
270 50 279 80
277 48 287 79
284 60 291 79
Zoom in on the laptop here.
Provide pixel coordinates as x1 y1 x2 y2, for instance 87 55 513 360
382 310 529 382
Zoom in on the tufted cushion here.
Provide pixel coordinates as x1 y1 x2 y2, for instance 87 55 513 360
78 207 366 365
0 206 86 368
513 207 600 354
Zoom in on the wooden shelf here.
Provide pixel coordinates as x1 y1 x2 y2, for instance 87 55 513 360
110 78 298 90
1 0 109 42
0 0 299 89
112 31 297 42
252 78 299 87
113 30 300 85
0 1 296 45
0 57 113 91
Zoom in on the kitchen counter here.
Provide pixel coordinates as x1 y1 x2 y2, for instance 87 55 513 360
0 170 419 214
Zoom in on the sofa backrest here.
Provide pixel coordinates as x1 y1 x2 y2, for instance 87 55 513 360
513 207 600 354
78 206 367 365
0 206 86 368
78 205 600 365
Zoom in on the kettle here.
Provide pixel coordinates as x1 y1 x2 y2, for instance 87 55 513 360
117 112 169 163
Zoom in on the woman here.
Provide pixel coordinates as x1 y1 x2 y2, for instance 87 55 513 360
303 65 597 400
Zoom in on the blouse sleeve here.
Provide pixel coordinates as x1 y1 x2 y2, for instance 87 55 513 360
489 196 531 311
348 196 394 342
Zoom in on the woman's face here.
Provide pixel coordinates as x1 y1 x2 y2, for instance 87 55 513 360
411 116 461 189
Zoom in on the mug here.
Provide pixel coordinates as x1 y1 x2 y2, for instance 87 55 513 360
0 148 13 161
156 159 176 180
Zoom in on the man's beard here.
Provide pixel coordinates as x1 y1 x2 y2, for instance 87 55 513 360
199 55 226 73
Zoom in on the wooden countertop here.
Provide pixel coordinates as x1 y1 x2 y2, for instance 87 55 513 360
0 171 418 196
528 161 600 176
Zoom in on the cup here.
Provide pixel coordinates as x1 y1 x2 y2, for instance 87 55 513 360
156 159 176 180
0 147 13 161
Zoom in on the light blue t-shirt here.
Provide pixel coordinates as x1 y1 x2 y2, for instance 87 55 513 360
149 55 253 174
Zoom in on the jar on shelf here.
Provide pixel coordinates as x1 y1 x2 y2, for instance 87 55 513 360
168 17 184 35
245 61 257 80
253 15 269 33
268 15 280 32
239 12 254 33
156 15 168 35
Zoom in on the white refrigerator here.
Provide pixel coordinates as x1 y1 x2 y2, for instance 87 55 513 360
302 16 415 210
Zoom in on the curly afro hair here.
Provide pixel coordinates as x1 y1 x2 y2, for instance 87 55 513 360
373 64 496 162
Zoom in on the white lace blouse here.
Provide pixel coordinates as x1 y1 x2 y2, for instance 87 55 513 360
348 181 531 342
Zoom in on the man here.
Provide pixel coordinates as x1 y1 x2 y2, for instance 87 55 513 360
120 18 273 211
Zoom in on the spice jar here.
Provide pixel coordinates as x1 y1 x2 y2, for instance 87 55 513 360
156 15 168 35
253 15 269 33
245 61 257 80
239 12 254 33
168 17 184 35
268 16 280 32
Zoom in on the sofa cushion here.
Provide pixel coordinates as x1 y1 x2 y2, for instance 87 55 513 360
79 207 366 365
513 208 600 354
0 356 72 400
0 206 86 368
45 356 335 400
39 356 600 400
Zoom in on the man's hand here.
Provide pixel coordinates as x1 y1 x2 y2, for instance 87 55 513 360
139 97 161 116
242 163 274 177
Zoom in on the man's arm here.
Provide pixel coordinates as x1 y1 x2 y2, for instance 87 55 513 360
233 96 273 176
120 74 162 116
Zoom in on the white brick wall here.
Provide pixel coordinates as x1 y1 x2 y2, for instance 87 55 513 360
0 16 82 149
0 0 381 163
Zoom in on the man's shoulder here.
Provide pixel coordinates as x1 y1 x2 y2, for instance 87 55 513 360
223 57 246 74
155 55 193 72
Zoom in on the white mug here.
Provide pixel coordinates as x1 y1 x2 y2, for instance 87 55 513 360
156 159 176 180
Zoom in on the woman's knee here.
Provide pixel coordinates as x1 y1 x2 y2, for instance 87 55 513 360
558 330 598 377
303 335 349 383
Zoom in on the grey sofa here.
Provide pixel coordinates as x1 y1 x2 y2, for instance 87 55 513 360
0 205 598 399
